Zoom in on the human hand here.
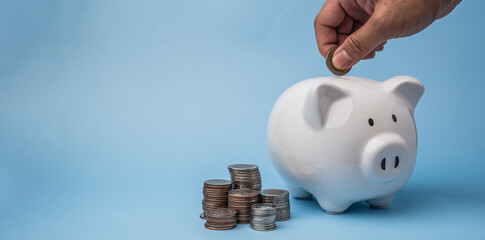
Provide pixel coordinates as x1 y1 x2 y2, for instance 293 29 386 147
315 0 461 70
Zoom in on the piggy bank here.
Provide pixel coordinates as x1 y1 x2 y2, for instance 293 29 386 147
267 76 424 214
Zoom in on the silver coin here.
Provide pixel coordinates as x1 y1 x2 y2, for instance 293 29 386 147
229 165 262 191
250 203 278 231
259 189 291 221
260 189 289 197
204 179 233 186
229 189 259 197
228 164 259 171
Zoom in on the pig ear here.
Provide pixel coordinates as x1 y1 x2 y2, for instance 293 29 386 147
384 76 425 111
304 82 348 129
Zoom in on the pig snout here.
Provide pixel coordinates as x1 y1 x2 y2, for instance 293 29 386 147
362 132 409 183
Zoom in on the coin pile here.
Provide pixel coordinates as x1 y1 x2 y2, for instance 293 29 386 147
204 208 237 230
259 189 291 221
250 203 277 231
201 179 233 219
228 189 259 224
228 164 262 190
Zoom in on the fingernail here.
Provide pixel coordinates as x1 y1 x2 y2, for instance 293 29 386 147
332 49 353 70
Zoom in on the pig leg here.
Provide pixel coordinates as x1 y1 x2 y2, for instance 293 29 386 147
314 196 352 214
286 184 312 200
366 195 394 209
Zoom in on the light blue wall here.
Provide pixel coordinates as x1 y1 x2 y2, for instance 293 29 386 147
0 1 483 239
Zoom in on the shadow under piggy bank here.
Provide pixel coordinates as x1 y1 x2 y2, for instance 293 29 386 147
292 184 485 219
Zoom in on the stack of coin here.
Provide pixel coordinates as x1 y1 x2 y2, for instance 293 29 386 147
201 179 233 219
228 164 262 190
228 189 259 224
259 189 290 221
204 208 237 230
250 203 277 231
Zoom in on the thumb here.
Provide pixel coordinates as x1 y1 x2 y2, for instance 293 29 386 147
332 19 386 70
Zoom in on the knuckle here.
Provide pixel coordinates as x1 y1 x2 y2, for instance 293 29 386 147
314 13 323 27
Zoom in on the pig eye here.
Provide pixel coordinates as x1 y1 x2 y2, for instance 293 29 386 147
392 114 397 122
368 118 374 126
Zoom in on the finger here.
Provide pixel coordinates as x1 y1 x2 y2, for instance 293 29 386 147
337 33 348 46
375 44 384 52
339 0 369 22
314 0 347 58
337 15 353 35
355 0 375 15
363 51 376 59
336 21 364 47
332 16 387 70
375 41 387 51
352 21 364 32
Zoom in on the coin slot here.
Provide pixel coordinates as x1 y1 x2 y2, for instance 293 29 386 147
368 118 374 126
392 114 397 122
394 156 399 168
381 158 386 170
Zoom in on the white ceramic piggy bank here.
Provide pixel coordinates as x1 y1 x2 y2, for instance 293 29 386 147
267 76 424 214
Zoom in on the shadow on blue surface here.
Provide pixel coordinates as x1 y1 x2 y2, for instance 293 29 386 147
292 184 485 218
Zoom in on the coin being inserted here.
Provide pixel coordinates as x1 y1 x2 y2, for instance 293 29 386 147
326 47 351 76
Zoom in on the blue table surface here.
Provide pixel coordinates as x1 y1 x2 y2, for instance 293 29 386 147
1 165 484 240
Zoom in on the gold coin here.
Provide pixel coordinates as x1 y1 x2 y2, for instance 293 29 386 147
326 47 351 76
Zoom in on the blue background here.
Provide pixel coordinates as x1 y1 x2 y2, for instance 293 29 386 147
0 0 484 239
